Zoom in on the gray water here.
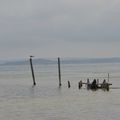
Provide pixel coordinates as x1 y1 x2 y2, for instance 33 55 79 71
0 62 120 120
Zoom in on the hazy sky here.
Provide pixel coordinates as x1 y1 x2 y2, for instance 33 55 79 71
0 0 120 59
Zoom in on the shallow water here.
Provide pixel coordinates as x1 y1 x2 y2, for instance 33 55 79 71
0 63 120 120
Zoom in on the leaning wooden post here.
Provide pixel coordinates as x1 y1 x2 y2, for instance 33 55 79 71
58 57 62 87
30 56 36 86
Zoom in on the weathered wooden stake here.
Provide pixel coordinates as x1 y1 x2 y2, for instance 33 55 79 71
68 81 71 88
108 73 109 82
30 56 36 86
78 80 82 89
58 57 62 87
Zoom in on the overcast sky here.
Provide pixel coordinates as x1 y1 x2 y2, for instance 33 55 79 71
0 0 120 59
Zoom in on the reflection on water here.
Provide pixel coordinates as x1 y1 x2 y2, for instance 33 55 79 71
0 63 120 120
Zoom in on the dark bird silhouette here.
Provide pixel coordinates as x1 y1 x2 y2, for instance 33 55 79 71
30 56 34 58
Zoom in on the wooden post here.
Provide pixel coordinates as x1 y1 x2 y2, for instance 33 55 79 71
58 57 62 87
108 73 109 82
30 56 36 86
68 81 71 88
78 80 82 89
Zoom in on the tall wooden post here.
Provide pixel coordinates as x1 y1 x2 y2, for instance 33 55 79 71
58 57 62 87
30 56 36 86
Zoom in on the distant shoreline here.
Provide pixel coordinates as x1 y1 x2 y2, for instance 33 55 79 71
1 57 120 66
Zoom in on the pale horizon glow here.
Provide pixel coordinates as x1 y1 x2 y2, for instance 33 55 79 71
0 0 120 59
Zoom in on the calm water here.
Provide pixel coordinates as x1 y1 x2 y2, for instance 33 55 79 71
0 62 120 120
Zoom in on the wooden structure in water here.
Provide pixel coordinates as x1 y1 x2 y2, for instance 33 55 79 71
77 73 112 91
81 80 112 91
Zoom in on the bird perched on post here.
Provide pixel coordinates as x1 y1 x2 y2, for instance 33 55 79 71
30 55 34 58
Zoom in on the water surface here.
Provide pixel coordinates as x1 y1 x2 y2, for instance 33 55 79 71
0 62 120 120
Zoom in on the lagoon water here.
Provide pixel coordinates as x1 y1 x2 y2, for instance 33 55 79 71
0 61 120 120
